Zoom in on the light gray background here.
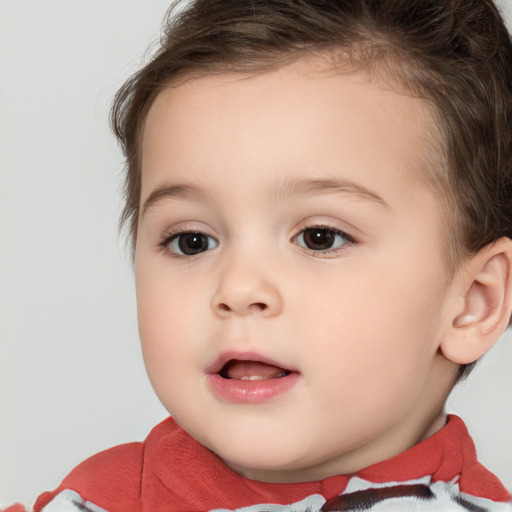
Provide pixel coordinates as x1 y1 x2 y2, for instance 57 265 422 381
1 0 511 507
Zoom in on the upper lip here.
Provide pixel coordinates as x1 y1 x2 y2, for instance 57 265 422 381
205 350 296 375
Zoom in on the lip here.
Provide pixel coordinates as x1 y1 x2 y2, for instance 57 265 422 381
205 351 299 404
205 350 296 375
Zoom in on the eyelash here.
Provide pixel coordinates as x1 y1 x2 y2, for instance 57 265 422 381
292 224 357 256
157 228 218 258
157 224 357 258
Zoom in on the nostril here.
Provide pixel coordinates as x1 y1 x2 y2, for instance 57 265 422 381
213 299 274 316
251 302 268 311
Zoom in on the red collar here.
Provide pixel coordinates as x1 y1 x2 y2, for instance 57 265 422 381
141 415 510 510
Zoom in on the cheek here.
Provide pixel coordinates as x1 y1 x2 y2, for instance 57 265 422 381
137 295 203 416
297 258 445 383
299 295 436 435
136 259 204 333
135 265 197 387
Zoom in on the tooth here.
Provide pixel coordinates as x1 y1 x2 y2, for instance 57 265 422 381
238 373 289 380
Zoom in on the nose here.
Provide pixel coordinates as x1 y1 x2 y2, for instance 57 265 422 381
211 257 284 318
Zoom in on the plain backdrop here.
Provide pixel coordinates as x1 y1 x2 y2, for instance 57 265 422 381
1 0 511 507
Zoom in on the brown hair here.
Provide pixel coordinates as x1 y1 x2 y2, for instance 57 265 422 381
111 0 512 379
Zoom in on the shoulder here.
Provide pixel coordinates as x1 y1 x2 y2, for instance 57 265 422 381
34 417 179 512
34 441 144 512
33 417 187 512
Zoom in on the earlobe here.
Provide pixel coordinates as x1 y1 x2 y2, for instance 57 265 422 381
441 238 512 365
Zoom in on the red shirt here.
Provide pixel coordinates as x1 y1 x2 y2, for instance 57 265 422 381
33 415 511 512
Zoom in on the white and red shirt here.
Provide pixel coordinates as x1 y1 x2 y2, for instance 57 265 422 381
24 415 512 511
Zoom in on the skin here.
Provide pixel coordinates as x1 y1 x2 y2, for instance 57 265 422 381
135 58 464 483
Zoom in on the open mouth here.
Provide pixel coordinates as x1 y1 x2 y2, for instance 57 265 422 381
218 360 292 381
207 355 299 403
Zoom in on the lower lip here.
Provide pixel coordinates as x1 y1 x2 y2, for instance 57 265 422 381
206 372 299 404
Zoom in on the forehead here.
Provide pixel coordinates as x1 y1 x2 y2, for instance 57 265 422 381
141 58 439 205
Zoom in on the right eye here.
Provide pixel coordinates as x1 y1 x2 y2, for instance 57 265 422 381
167 232 219 256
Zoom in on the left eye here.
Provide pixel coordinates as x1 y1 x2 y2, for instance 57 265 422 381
168 232 219 256
294 227 350 252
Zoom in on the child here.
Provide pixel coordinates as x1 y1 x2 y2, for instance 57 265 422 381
23 0 512 510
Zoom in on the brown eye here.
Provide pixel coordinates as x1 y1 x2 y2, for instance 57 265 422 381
295 227 349 251
169 232 218 256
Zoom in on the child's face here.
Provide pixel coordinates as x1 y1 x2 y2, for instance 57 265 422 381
135 58 459 482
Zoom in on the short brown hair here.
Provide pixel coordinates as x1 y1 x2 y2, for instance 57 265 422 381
111 0 512 379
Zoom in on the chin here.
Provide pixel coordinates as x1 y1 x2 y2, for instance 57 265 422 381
207 436 316 482
220 455 302 483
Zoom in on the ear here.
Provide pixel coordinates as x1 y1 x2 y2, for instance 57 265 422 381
440 237 512 365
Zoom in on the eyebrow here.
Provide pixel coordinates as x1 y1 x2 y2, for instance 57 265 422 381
141 183 206 215
271 177 391 210
141 176 391 215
